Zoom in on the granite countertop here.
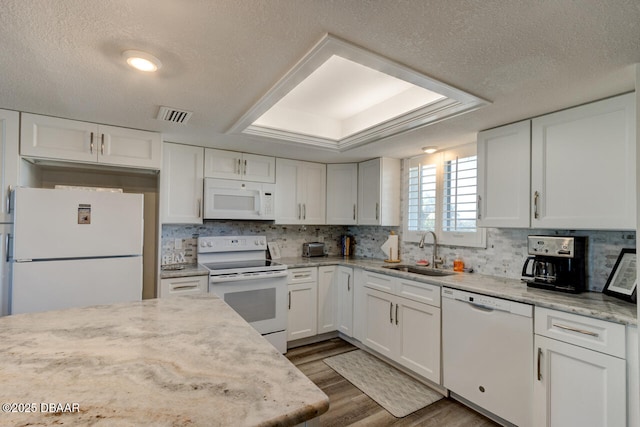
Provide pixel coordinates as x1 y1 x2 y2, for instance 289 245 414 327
160 264 209 279
278 256 638 326
0 295 329 426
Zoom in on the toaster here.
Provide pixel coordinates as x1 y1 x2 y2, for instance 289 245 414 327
302 242 325 257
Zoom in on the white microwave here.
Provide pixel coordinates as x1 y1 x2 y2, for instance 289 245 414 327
204 178 275 220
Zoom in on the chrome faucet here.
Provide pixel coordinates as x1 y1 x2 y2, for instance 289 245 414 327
419 231 443 268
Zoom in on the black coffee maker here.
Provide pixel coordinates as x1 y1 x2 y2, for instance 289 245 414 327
521 235 587 293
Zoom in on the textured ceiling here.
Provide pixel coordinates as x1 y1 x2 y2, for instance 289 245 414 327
0 0 638 163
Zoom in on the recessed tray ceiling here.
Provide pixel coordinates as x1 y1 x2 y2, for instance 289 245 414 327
228 34 490 152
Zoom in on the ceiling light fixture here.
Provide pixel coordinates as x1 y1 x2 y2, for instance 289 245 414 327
422 146 438 154
122 50 162 72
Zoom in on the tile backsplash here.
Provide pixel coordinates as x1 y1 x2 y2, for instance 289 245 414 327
162 222 634 292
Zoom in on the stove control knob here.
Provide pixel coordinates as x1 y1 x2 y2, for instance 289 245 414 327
207 241 213 247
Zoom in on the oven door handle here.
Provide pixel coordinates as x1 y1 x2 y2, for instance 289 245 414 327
209 270 288 283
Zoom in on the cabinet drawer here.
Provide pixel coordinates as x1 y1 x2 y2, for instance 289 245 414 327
398 278 440 307
160 276 208 298
287 267 318 284
535 307 625 358
363 271 396 293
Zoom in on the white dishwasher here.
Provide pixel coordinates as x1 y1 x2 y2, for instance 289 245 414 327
442 287 533 427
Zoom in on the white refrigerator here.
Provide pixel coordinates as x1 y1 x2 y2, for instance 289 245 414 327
11 187 143 314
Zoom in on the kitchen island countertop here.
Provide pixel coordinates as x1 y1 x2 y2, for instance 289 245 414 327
278 256 637 326
0 295 329 426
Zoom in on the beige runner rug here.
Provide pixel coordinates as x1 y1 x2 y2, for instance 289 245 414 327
324 349 444 418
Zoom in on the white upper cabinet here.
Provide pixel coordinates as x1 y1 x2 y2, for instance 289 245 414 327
477 120 531 228
358 157 400 226
20 113 161 170
477 93 635 230
98 125 162 169
326 163 358 225
0 109 19 223
160 143 204 224
204 148 275 183
531 93 635 229
275 158 326 224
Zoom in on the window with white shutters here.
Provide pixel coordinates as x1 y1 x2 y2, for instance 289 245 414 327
407 162 437 232
442 155 478 233
404 143 486 248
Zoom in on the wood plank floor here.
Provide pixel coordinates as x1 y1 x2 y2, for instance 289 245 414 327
286 338 500 427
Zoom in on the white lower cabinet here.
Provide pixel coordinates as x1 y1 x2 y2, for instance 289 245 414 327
627 326 639 427
336 266 354 337
317 265 354 337
159 276 208 298
533 307 627 427
395 296 440 382
363 287 396 359
361 271 441 384
287 268 318 341
317 266 337 334
352 268 366 342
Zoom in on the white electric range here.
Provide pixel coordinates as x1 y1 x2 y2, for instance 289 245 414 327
198 236 288 353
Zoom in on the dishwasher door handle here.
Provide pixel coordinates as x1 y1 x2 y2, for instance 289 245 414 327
466 300 496 312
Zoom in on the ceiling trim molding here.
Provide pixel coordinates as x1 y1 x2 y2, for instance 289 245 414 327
227 33 490 151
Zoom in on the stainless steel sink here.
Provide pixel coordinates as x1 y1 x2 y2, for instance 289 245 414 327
382 264 455 276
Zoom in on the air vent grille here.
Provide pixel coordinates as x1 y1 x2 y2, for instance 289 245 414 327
156 106 193 124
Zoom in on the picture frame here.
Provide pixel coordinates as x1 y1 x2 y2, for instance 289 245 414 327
603 248 636 303
267 242 281 260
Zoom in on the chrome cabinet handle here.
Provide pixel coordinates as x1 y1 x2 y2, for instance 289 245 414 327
375 202 379 220
534 191 540 219
353 204 356 220
347 275 351 292
5 233 10 262
236 159 241 175
197 199 202 218
288 291 291 310
537 347 542 381
297 204 301 220
173 285 198 291
553 323 599 337
477 195 482 219
6 185 12 214
100 133 105 155
303 204 306 220
244 159 247 175
90 132 94 154
395 304 398 325
389 302 393 324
